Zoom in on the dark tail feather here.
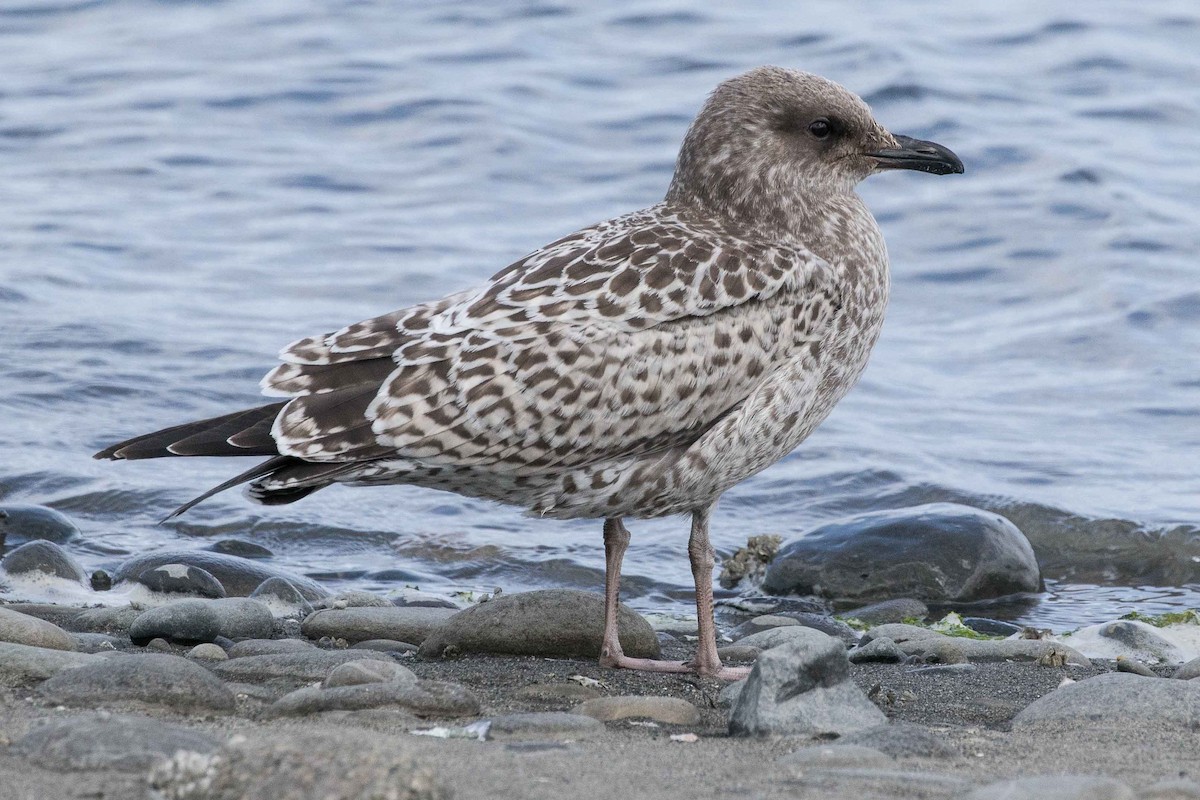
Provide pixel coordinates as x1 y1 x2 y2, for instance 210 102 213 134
95 403 286 460
162 455 298 522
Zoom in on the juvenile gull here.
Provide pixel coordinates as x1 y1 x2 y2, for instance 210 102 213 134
96 67 962 679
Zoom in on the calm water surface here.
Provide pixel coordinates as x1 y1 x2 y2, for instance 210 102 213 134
2 1 1198 629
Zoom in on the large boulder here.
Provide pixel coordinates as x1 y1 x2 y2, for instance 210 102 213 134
113 550 327 600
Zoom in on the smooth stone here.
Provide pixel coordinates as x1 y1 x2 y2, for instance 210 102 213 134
718 679 745 708
717 645 762 663
961 616 1024 637
211 649 392 683
0 606 76 650
113 550 327 600
732 624 839 652
1014 672 1200 730
136 563 226 598
777 743 893 768
573 695 702 726
146 729 447 800
1141 779 1200 799
188 643 228 661
146 637 176 652
209 597 274 639
486 712 603 740
729 629 886 737
352 639 419 654
1 540 86 582
862 623 1090 667
0 603 83 630
965 775 1134 800
0 641 101 685
269 679 480 718
226 638 316 658
848 636 907 664
11 713 219 771
207 538 273 559
315 590 393 609
90 570 113 591
1099 620 1183 663
514 682 602 704
323 659 417 689
1175 657 1200 680
727 614 800 640
1115 655 1157 676
391 588 463 609
249 577 314 617
838 722 958 758
73 606 141 634
839 598 929 625
763 503 1041 603
0 504 80 546
418 589 660 660
129 600 221 645
303 606 455 645
38 653 236 711
71 632 132 652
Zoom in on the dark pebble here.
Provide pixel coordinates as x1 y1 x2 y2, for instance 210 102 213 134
137 564 227 598
207 539 274 559
90 570 113 591
962 617 1024 637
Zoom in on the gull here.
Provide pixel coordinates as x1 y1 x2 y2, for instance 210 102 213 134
96 66 963 679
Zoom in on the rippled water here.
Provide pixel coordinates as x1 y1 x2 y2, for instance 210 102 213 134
2 1 1198 629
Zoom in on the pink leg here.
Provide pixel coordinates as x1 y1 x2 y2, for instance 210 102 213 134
687 505 751 681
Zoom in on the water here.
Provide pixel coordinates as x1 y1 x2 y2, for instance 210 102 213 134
2 1 1198 630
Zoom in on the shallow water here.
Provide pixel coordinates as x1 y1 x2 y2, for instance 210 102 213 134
1 1 1198 629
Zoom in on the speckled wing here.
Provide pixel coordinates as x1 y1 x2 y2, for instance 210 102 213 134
259 206 842 475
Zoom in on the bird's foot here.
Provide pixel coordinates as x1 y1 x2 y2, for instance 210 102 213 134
599 652 751 680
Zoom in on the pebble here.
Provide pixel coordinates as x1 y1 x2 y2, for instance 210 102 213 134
207 538 273 558
71 632 131 652
729 628 886 737
90 570 113 591
573 695 702 726
0 641 101 685
113 550 327 600
269 679 480 718
391 588 463 609
1 602 83 629
0 605 76 650
38 653 237 711
136 563 227 598
352 638 419 654
862 623 1090 667
73 605 141 635
1175 657 1200 680
777 743 894 768
838 722 958 758
1013 672 1200 731
249 577 314 617
1115 654 1157 676
1 540 87 582
762 502 1041 603
129 600 221 645
210 649 393 683
716 644 761 663
965 774 1134 800
315 590 394 609
11 713 220 771
323 659 417 689
302 606 456 645
961 616 1024 637
0 504 80 546
732 624 840 652
145 637 176 652
209 597 275 639
839 598 929 625
225 638 316 658
485 711 603 740
726 614 799 639
188 643 228 661
514 682 602 704
848 636 907 664
418 589 660 660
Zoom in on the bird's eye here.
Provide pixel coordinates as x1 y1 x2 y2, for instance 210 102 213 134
808 118 832 139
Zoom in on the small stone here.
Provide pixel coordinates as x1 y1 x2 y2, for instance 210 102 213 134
0 641 101 685
716 645 761 663
573 695 702 726
137 563 227 598
11 713 220 771
718 679 745 708
250 577 314 617
1116 654 1157 676
315 590 393 609
848 636 906 664
211 649 393 683
391 589 463 609
113 550 327 600
839 598 929 625
961 617 1023 637
71 633 131 653
207 539 273 558
323 659 417 689
838 722 958 758
0 504 80 546
352 639 419 654
1014 672 1200 731
38 653 236 711
0 606 76 651
777 743 893 768
209 597 274 639
727 614 799 640
1 540 86 582
862 623 1090 667
188 643 228 661
269 679 480 718
90 570 113 591
514 682 603 704
226 638 315 658
965 775 1134 800
73 606 141 635
1175 657 1200 680
732 624 838 652
485 712 603 740
303 606 456 645
129 600 221 645
145 637 176 652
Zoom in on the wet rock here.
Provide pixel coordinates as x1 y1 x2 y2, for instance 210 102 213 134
0 641 101 685
763 503 1041 603
838 722 958 758
732 624 840 652
514 682 602 704
38 653 236 711
74 605 141 634
848 636 907 664
0 504 80 546
352 638 419 654
225 638 315 658
209 597 274 639
269 679 480 718
147 729 449 800
777 743 893 768
965 775 1134 800
1014 672 1200 730
129 600 221 645
113 550 327 600
188 643 228 661
862 623 1090 667
839 598 928 626
573 695 702 725
0 606 76 650
718 595 830 617
727 614 800 639
727 612 855 644
323 659 416 689
71 632 131 652
1116 654 1157 676
729 628 886 737
90 569 112 591
419 589 660 660
12 713 219 771
391 588 463 609
250 577 314 617
1 540 86 582
1 602 83 630
486 711 603 740
1175 657 1200 680
211 649 392 683
207 538 273 559
961 617 1024 637
1058 619 1185 664
303 606 455 645
315 590 393 609
136 563 226 598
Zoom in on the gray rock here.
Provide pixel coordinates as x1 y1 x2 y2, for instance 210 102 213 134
961 616 1024 637
965 775 1134 800
303 606 455 645
0 606 75 650
733 624 840 652
210 649 393 683
207 538 273 559
136 563 226 598
73 605 141 634
71 633 131 652
1115 654 1157 676
777 743 893 768
352 638 419 654
0 641 101 685
727 614 801 640
391 588 463 609
716 644 761 663
1 540 86 582
249 577 314 617
226 638 316 658
269 679 480 718
147 729 449 800
323 659 417 689
839 598 929 625
0 504 80 546
209 597 274 639
848 636 906 664
573 695 702 725
315 590 393 609
188 643 228 661
729 613 856 645
486 712 603 740
1097 620 1184 663
418 590 660 660
113 550 327 600
38 653 236 711
838 722 958 758
763 503 1041 603
129 600 221 645
1014 672 1200 730
1141 779 1200 799
719 679 746 708
862 623 1090 667
1175 657 1200 680
729 629 886 737
0 602 83 630
11 713 219 771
